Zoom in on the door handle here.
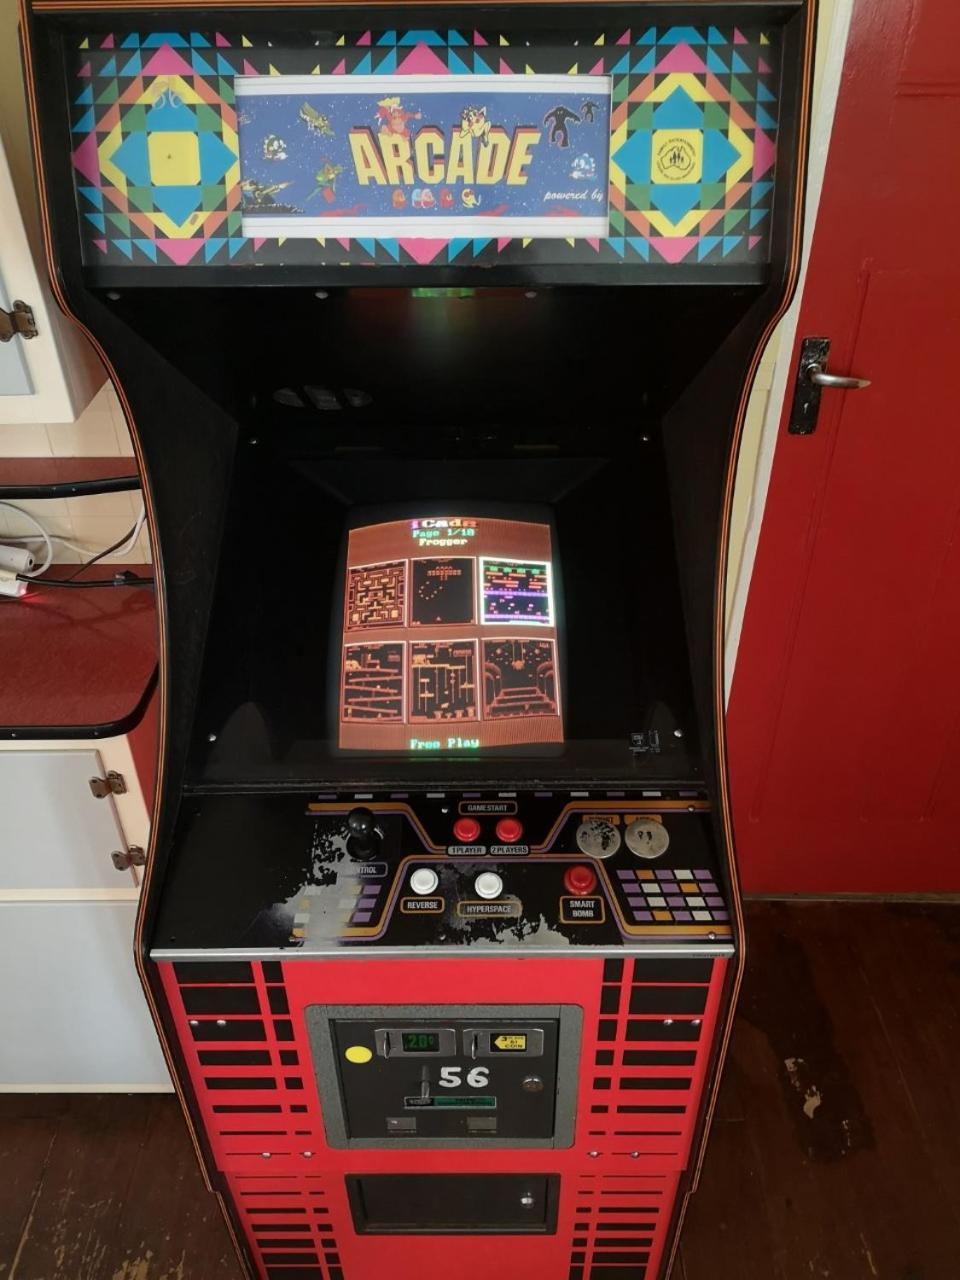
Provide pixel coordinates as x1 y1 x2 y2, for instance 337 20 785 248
788 336 871 435
806 363 870 390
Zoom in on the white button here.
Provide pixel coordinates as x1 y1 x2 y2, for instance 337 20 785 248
474 871 503 900
410 867 439 896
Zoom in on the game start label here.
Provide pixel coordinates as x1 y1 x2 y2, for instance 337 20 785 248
236 74 611 239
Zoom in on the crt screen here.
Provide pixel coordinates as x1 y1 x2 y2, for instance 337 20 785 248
338 516 563 753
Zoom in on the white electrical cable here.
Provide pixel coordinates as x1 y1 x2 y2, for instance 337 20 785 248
0 501 53 576
0 499 147 564
111 500 146 557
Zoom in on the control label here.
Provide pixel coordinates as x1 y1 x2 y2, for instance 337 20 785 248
448 844 486 856
400 896 445 913
490 844 530 856
457 900 521 918
560 895 606 924
356 862 388 879
492 1034 527 1052
459 801 518 815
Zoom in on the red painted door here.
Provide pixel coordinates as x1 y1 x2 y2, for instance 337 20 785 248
728 0 960 894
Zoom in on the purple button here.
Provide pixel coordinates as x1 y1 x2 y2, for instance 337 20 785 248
618 870 635 881
672 910 692 921
633 910 654 922
360 889 380 900
699 883 718 895
350 911 373 923
693 869 711 877
666 896 685 907
706 896 725 907
713 911 730 921
656 870 674 880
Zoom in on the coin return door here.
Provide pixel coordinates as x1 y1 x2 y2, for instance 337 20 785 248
307 1004 581 1148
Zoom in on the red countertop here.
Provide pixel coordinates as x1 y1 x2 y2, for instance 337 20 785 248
0 563 157 734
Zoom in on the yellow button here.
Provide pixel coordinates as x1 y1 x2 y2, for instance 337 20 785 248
345 1045 373 1064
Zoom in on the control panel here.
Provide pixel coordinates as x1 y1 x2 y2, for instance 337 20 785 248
307 1004 581 1148
153 790 732 955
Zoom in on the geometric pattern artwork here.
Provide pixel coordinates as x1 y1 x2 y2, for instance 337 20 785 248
70 25 779 272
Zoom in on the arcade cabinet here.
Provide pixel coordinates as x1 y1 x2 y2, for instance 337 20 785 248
21 2 815 1276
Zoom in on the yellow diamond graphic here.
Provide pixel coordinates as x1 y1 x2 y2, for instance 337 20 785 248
651 129 703 185
147 131 201 186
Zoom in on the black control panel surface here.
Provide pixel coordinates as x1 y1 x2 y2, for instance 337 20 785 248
151 790 731 953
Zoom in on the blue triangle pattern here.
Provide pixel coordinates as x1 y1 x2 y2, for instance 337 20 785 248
706 49 729 73
447 30 469 46
447 50 472 75
353 52 373 74
632 51 656 73
75 86 93 105
749 208 768 228
71 108 95 134
607 237 625 258
79 186 103 209
143 32 189 47
731 52 750 73
379 238 401 261
376 30 397 45
627 236 650 259
661 26 706 45
751 181 774 204
610 53 631 74
227 238 247 256
471 238 492 255
756 105 777 129
697 235 721 260
473 53 493 73
190 33 210 47
707 27 727 45
203 237 226 261
135 238 158 261
722 235 742 256
84 212 106 233
151 185 202 225
758 83 776 102
448 238 472 260
398 30 444 45
376 50 398 73
100 56 117 76
653 85 702 128
357 238 378 257
199 133 237 185
650 183 701 223
703 129 740 182
191 52 215 75
119 52 142 76
636 27 657 45
216 54 235 76
114 238 133 259
121 34 140 48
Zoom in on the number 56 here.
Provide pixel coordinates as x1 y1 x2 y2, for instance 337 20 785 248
439 1066 489 1088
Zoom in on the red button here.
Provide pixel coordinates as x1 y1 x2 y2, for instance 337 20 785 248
495 817 524 844
564 865 598 896
452 816 481 844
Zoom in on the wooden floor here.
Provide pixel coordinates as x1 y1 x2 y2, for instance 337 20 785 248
2 902 959 1279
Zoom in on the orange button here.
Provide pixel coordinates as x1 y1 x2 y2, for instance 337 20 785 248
452 816 481 844
495 817 524 844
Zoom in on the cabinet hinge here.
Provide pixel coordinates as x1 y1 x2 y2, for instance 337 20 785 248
89 770 127 798
0 301 38 343
111 846 146 871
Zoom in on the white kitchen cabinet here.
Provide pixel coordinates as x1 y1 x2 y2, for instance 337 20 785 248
0 132 104 422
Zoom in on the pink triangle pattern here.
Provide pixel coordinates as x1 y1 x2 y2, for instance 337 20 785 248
215 33 231 47
474 31 488 45
398 238 448 265
748 235 762 249
72 133 101 186
758 56 773 74
78 62 91 78
497 238 512 251
397 44 450 75
499 58 513 74
157 239 205 266
588 58 605 75
655 44 706 74
332 59 347 75
141 45 195 77
92 239 107 254
652 236 697 264
243 59 259 76
753 129 775 180
616 30 631 45
337 238 351 251
100 34 114 49
357 31 372 46
586 238 601 252
253 238 267 251
733 29 747 44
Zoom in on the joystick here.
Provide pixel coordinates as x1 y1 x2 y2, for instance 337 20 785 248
346 807 381 860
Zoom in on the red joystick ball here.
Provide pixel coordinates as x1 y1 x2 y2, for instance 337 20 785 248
495 817 524 844
452 816 481 845
564 864 598 896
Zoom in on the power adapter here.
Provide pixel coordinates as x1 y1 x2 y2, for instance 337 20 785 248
0 567 26 598
0 544 35 575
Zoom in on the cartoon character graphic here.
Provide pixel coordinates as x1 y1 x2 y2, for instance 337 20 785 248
376 96 421 139
240 179 296 211
570 153 596 180
543 105 581 148
461 188 481 209
458 105 492 147
305 163 343 204
392 189 408 209
419 189 436 210
580 100 600 124
299 103 334 137
261 134 288 161
439 189 455 209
